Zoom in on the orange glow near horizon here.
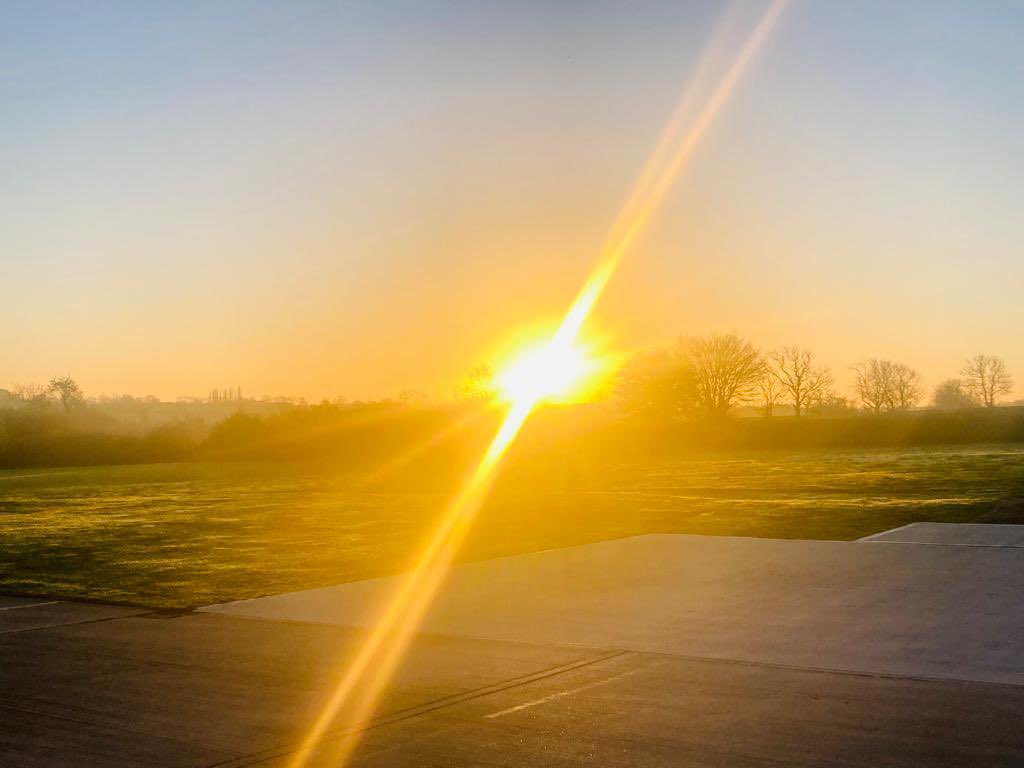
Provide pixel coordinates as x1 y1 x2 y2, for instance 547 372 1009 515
286 3 788 765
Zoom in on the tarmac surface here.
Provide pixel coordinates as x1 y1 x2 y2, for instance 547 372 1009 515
4 528 1024 766
205 532 1024 685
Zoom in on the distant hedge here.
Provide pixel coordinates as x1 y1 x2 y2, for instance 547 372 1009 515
3 401 1024 470
0 407 199 468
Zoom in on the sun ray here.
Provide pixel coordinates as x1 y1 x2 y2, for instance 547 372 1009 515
286 3 788 765
362 407 485 487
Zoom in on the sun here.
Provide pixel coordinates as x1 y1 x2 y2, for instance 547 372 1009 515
494 339 598 406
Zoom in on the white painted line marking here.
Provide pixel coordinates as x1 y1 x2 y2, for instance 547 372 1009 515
0 600 60 612
484 669 640 719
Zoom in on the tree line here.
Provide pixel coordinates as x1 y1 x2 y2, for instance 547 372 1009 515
3 376 86 412
612 333 1013 419
1 351 1022 470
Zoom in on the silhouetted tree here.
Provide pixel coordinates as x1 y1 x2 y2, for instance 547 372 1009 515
615 347 694 420
680 333 763 417
808 394 853 417
961 354 1012 407
453 363 496 403
890 362 924 410
12 383 47 404
769 347 832 417
853 359 892 413
398 389 428 406
758 369 783 417
932 378 978 410
47 376 83 412
853 359 923 412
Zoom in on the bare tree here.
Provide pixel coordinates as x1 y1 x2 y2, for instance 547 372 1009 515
453 363 496 403
11 383 47 403
679 333 763 417
47 376 83 412
768 347 833 417
889 362 924 410
932 378 978 410
852 359 892 414
854 359 923 412
758 369 783 417
961 355 1012 407
397 389 429 406
809 394 853 417
615 346 694 421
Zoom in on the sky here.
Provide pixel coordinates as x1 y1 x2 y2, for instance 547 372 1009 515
3 0 1024 401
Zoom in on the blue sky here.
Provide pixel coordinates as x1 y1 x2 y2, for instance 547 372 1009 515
3 1 1023 400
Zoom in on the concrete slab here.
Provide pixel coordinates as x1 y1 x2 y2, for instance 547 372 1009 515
326 652 1024 768
217 651 1024 768
861 522 1024 547
0 707 233 768
4 611 1023 767
0 611 612 766
204 533 1024 685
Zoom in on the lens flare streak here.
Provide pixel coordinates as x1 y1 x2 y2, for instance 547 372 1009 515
287 3 787 765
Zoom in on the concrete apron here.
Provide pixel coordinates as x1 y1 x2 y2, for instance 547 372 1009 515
202 529 1024 686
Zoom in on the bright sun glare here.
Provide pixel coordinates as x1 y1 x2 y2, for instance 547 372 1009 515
284 4 790 766
495 340 597 405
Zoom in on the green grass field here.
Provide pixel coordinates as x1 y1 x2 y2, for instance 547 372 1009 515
2 444 1023 608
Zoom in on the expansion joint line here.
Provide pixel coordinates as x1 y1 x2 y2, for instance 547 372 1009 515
208 649 632 768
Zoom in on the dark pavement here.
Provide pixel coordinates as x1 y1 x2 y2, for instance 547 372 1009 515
2 597 1022 767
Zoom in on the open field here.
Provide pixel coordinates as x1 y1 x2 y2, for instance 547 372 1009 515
2 444 1023 608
